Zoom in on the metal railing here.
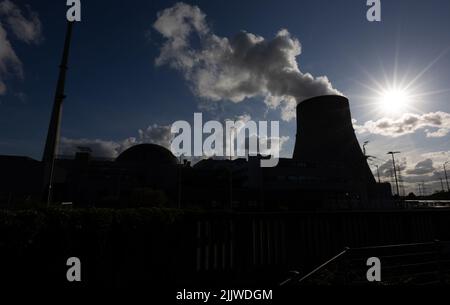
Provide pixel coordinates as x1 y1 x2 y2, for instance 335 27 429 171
281 240 450 285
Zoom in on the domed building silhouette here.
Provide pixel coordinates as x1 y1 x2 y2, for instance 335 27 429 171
116 144 178 166
44 143 180 208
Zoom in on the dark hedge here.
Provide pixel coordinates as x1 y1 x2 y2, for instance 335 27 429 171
0 207 193 288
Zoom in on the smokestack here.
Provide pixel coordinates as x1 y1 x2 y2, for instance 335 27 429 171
42 22 74 203
293 95 375 184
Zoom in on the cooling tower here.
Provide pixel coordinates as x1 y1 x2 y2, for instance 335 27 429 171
293 95 375 184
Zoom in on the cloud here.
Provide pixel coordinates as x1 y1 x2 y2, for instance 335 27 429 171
153 2 341 121
354 111 450 138
264 95 297 121
406 158 435 175
137 124 173 148
0 0 42 95
59 137 128 159
369 152 450 194
400 171 443 185
0 0 42 44
60 119 289 163
257 135 290 156
376 158 407 179
59 124 174 158
421 151 450 164
0 23 21 94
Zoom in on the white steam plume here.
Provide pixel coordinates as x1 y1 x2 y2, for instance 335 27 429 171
153 2 341 121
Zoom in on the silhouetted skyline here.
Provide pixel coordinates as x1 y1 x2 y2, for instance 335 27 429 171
1 0 450 195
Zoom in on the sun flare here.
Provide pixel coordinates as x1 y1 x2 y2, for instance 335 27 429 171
378 89 410 114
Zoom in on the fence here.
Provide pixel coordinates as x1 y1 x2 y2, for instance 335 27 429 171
174 209 450 285
2 208 450 286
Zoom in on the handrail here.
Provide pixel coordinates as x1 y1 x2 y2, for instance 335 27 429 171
282 240 450 285
296 247 349 283
279 247 350 285
350 241 437 251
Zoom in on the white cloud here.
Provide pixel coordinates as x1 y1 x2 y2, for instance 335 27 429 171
376 158 407 179
153 2 341 121
138 124 173 148
354 111 450 138
258 135 290 156
406 158 435 175
60 120 289 163
0 23 21 94
264 95 297 121
59 137 127 159
0 0 42 44
369 151 450 195
60 124 174 158
421 151 450 164
0 0 42 95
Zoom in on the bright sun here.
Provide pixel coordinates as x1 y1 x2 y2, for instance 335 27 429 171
379 89 410 114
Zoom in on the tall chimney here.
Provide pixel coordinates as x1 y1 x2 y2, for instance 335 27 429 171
42 22 74 202
293 95 375 184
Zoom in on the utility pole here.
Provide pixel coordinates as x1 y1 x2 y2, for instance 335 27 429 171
387 151 401 197
440 178 445 192
444 161 450 192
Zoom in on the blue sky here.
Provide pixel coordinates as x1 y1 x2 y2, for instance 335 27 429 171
1 0 450 193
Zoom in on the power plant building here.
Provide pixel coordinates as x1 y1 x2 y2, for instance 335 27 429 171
0 22 392 210
0 95 393 210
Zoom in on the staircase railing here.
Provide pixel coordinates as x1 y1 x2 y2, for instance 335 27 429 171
281 240 450 285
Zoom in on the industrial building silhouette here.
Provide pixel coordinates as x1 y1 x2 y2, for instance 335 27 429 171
0 95 393 210
0 22 393 210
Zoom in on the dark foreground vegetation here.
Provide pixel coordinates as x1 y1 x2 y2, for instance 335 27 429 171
1 207 450 287
0 207 189 287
